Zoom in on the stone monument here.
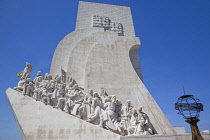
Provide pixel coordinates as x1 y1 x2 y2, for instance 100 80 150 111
50 1 176 135
9 1 206 140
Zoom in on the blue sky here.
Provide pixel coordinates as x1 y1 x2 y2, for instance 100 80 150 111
0 0 210 139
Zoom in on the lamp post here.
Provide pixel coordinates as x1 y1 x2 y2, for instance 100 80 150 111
175 94 204 140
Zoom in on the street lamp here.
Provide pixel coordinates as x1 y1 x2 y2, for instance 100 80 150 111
175 94 204 140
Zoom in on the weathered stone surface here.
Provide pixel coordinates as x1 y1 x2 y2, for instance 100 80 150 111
173 126 186 134
6 88 120 140
75 2 136 37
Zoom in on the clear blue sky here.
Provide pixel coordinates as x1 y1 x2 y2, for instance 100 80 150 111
0 0 210 139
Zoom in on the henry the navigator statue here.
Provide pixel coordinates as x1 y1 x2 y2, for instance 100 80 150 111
50 1 176 136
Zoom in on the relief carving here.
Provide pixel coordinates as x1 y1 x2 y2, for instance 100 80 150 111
13 63 155 136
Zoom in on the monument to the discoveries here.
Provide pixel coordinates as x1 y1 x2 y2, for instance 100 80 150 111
50 1 176 135
6 1 185 140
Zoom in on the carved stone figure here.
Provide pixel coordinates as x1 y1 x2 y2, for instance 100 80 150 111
99 87 108 102
64 84 74 114
135 110 147 135
85 89 93 103
52 76 63 106
40 87 48 105
40 73 49 88
91 92 103 113
61 68 66 84
134 107 153 135
100 95 125 135
127 108 138 136
33 71 43 85
127 107 153 136
47 77 55 105
64 84 82 114
14 77 25 91
66 76 77 89
115 99 122 119
33 85 41 101
17 71 23 79
87 92 103 124
72 90 84 116
100 96 116 130
54 80 66 110
14 63 32 92
40 73 54 105
21 62 32 79
22 74 32 96
25 82 34 97
120 100 133 134
78 89 93 119
32 71 43 100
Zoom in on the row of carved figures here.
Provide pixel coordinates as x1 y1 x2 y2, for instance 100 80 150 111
14 62 155 136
